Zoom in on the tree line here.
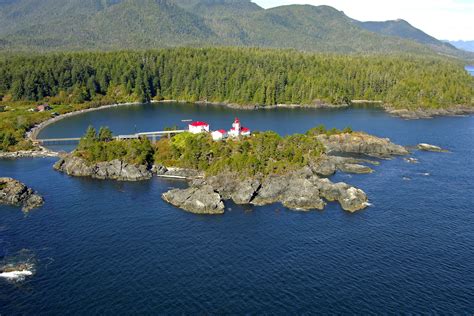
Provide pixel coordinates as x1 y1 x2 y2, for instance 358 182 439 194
1 47 472 108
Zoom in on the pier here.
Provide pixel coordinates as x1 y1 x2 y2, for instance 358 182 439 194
34 130 186 146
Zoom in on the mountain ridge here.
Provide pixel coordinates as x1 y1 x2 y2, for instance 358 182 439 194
0 0 472 60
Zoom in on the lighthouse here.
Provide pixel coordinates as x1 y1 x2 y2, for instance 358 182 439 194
232 118 241 132
228 117 250 137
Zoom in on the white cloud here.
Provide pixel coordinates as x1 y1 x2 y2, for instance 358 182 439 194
253 0 474 40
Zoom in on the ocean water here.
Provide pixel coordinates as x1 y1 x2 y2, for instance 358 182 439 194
1 104 474 314
466 65 474 76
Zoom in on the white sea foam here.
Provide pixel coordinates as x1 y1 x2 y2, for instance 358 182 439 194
0 269 33 282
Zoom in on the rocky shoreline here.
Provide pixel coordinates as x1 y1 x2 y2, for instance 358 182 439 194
0 147 58 159
161 132 411 214
50 133 447 215
54 156 153 181
0 178 44 211
384 104 474 120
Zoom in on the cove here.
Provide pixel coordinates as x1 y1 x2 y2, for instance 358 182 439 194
1 104 473 314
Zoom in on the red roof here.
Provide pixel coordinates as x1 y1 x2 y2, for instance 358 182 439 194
234 117 240 123
216 129 227 134
189 121 209 127
241 127 250 132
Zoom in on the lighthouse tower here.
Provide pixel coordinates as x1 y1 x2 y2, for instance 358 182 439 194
232 117 241 132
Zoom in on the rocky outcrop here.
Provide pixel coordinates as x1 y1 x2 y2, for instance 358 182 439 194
417 143 448 152
54 155 152 181
249 173 325 211
163 169 368 214
311 178 368 212
316 132 409 157
385 105 474 120
0 178 44 211
162 185 224 214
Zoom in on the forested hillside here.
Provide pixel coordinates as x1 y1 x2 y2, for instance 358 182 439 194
0 0 471 60
1 48 472 107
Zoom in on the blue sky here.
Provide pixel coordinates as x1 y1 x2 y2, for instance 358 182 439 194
253 0 474 40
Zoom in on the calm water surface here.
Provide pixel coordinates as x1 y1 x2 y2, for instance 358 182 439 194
1 103 474 314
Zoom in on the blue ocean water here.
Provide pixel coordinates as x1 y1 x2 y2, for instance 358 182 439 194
1 104 474 314
466 65 474 76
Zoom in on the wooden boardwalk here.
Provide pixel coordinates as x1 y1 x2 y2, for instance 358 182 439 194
35 130 186 145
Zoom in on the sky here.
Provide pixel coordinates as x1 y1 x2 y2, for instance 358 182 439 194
253 0 474 41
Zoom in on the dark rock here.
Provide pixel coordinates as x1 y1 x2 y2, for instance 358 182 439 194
162 185 224 214
151 164 168 175
0 177 44 211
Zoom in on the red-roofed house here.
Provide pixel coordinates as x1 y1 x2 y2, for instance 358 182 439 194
36 104 51 112
240 127 251 136
211 129 228 141
188 121 210 134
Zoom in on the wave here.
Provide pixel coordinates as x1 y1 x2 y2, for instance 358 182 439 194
0 269 33 282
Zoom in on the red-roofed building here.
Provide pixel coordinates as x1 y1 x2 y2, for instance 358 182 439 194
240 127 251 136
188 121 210 134
211 129 228 141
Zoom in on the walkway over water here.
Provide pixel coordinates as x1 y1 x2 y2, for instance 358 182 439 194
34 130 186 146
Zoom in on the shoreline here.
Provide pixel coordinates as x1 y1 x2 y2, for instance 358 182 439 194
1 99 470 160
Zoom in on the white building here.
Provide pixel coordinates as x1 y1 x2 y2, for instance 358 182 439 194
211 129 228 141
188 121 210 134
228 117 251 137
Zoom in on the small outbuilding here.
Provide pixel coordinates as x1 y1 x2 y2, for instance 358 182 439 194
211 129 228 141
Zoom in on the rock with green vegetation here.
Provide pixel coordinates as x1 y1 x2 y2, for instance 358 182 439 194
54 156 152 181
0 178 44 212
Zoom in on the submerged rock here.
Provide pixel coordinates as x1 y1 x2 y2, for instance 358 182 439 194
404 157 419 164
54 155 152 181
0 177 44 211
417 143 448 152
162 185 224 215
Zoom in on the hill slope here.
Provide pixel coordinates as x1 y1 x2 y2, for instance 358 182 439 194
0 0 472 60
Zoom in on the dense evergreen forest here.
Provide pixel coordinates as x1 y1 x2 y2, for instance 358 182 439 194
0 47 473 151
1 48 472 106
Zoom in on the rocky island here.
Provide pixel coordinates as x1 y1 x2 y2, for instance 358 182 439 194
161 131 408 214
54 125 416 214
0 178 44 211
